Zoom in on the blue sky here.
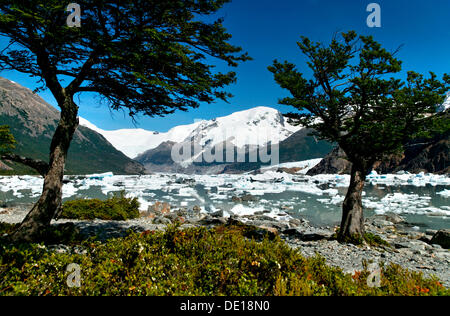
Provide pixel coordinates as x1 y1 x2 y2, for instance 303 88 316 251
1 0 450 132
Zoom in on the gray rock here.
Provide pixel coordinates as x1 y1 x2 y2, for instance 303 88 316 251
432 243 443 250
246 219 289 231
153 216 172 225
176 208 188 217
430 230 450 249
282 228 328 241
288 218 303 227
232 194 258 203
372 219 394 228
433 251 450 260
210 210 224 218
164 213 181 222
48 244 70 254
393 241 411 249
377 213 405 224
198 216 227 226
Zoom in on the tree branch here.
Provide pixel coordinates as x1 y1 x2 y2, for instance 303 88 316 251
66 51 99 94
1 154 49 177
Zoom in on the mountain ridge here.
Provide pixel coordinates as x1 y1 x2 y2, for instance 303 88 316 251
0 77 145 175
80 106 302 159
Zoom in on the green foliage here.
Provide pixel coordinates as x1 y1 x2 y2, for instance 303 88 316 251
364 232 391 248
268 31 450 165
1 222 84 245
0 224 447 296
340 233 390 248
60 192 140 221
0 125 15 153
0 1 250 116
269 31 450 242
39 223 84 245
0 222 17 235
332 228 390 247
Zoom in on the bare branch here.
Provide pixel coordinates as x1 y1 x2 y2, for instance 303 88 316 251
1 154 48 177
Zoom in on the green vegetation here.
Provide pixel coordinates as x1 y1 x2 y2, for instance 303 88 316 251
0 222 16 235
363 232 391 248
0 223 447 296
0 1 250 242
1 222 84 246
60 192 140 221
0 124 15 153
269 31 450 242
332 228 391 248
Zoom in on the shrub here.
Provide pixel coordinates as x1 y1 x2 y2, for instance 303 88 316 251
0 222 17 234
332 228 391 247
364 232 391 248
0 224 447 296
60 191 140 221
0 222 84 245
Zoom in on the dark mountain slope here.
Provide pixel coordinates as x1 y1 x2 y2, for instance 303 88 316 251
0 77 144 175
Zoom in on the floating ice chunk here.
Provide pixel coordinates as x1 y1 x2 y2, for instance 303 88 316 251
230 204 264 216
62 182 79 199
86 172 114 180
323 188 339 196
437 189 450 198
317 195 345 205
137 197 152 211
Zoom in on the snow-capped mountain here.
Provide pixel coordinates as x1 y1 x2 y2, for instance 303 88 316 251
79 107 302 158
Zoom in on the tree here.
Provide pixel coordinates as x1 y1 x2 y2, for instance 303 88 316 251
0 0 250 242
0 124 15 152
0 125 49 175
269 31 449 243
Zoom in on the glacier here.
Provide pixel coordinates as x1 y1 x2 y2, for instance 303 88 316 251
79 106 302 159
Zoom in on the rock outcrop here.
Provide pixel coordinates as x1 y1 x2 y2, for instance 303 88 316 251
307 131 449 175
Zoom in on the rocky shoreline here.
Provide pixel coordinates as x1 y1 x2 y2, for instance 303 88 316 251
1 202 449 288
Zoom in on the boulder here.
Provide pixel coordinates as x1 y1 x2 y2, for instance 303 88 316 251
210 210 224 218
430 230 450 249
197 216 227 226
307 129 449 175
244 226 278 241
282 228 329 241
153 216 172 225
148 201 171 216
232 194 258 203
307 147 351 175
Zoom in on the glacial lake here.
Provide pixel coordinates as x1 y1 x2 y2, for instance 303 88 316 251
0 171 449 231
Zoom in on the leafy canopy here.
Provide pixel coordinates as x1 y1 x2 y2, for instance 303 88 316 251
269 31 449 164
0 0 250 115
0 125 15 153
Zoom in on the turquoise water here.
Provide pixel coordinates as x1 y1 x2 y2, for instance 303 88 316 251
1 178 448 231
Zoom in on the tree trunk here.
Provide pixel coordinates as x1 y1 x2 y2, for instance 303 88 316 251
9 97 78 242
338 162 368 243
